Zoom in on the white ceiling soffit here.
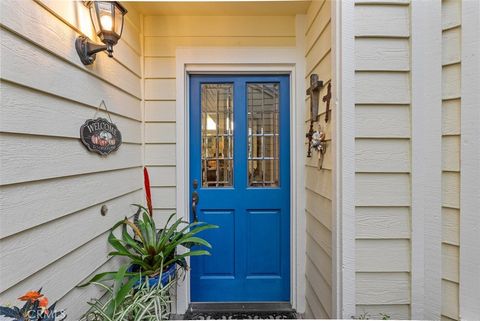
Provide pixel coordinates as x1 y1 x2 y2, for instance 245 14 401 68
129 0 312 16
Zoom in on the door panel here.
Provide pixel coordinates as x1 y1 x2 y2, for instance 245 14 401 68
190 75 290 302
201 209 235 277
246 210 281 276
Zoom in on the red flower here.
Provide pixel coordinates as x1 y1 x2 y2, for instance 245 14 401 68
18 291 43 302
38 296 48 308
144 167 153 216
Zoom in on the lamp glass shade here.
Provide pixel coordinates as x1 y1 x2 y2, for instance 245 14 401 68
97 2 114 32
88 1 127 45
114 5 124 36
89 3 100 35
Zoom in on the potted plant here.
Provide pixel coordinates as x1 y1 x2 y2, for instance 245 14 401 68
82 264 175 321
0 289 66 321
80 206 217 320
110 208 217 287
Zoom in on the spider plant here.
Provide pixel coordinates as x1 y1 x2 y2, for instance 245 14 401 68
82 264 175 321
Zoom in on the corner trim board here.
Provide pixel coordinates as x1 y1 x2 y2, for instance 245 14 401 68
410 1 442 319
332 0 356 318
459 1 480 319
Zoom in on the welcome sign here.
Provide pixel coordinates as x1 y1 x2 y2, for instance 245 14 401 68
80 118 122 156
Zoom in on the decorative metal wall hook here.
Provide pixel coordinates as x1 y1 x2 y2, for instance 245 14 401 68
322 82 332 123
306 122 315 158
305 73 325 157
306 74 323 122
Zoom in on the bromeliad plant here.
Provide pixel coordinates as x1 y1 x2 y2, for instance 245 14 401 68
81 208 217 292
110 208 217 276
106 167 217 276
0 289 66 321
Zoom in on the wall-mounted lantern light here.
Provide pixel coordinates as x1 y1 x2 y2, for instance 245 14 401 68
75 1 127 65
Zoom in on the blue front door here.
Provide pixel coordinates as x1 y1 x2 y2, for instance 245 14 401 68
189 75 290 302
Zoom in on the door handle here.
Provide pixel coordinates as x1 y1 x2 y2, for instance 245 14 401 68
192 179 199 222
192 191 199 222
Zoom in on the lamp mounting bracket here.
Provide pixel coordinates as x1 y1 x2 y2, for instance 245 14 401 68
75 35 108 65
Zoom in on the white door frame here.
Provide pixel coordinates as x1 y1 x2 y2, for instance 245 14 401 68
174 29 306 314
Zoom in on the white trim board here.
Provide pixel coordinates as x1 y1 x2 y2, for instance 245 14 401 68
332 0 356 318
410 1 442 319
175 41 306 314
459 1 480 319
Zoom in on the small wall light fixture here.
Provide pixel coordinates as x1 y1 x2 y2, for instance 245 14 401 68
76 1 127 65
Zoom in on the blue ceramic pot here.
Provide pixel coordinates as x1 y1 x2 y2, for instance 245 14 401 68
128 263 176 288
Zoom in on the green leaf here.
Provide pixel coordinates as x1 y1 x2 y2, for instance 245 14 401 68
131 203 150 214
142 212 154 245
163 213 177 229
170 220 201 240
189 223 219 234
181 223 218 241
136 219 149 245
157 218 184 249
164 250 211 266
130 258 153 272
112 264 129 297
114 275 140 309
157 213 178 240
77 271 118 287
178 236 212 248
122 223 145 254
107 231 136 259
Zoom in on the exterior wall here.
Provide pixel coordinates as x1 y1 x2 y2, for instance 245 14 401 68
143 16 296 218
303 0 333 319
350 0 477 319
0 1 143 319
441 0 461 320
353 0 411 319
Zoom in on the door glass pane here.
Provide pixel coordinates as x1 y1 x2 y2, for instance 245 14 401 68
247 83 280 187
201 84 234 187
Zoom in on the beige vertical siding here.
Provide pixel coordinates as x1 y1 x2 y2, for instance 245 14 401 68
0 1 143 319
303 0 333 319
441 0 461 320
142 16 296 215
354 0 411 319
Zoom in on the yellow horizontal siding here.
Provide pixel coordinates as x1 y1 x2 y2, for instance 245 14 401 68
0 2 143 319
353 1 411 318
303 1 333 319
